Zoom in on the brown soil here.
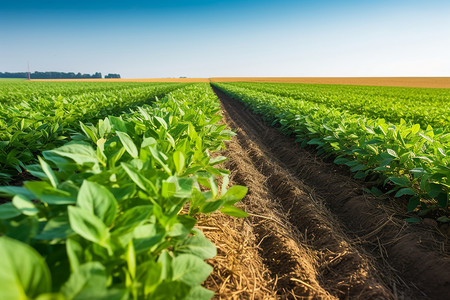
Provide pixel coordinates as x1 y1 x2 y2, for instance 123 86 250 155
201 86 450 299
210 77 450 88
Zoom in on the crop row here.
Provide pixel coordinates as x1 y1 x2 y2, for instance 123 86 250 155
0 82 189 182
0 83 247 299
228 82 450 130
212 83 449 221
0 80 172 104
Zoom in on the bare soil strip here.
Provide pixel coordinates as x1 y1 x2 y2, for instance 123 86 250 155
203 86 450 299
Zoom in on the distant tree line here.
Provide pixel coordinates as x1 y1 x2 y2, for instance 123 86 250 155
105 73 121 78
0 72 120 79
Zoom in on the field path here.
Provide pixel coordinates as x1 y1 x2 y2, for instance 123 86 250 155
205 85 450 299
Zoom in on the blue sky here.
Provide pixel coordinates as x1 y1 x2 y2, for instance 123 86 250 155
1 0 449 78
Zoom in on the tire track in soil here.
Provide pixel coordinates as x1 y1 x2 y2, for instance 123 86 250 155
211 85 450 299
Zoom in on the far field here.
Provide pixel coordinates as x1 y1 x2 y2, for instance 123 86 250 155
31 77 450 88
0 78 448 299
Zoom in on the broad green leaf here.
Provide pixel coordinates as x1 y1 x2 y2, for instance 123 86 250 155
133 224 165 254
68 206 110 246
172 254 212 286
200 199 224 214
35 214 74 241
12 194 39 216
117 131 139 158
150 281 190 300
0 202 21 219
109 116 127 132
395 188 416 198
77 180 117 226
185 286 214 300
0 186 35 199
121 162 157 194
0 236 51 299
176 228 217 260
387 177 410 187
61 262 108 300
48 142 98 165
408 196 421 211
411 124 420 135
209 156 227 166
25 181 76 205
386 149 398 158
220 205 249 217
173 151 185 175
221 185 248 205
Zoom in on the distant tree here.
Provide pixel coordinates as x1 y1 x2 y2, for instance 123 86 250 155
0 72 27 78
0 71 104 79
105 73 121 78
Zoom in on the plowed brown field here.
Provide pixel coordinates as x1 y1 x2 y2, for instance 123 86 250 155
200 86 450 299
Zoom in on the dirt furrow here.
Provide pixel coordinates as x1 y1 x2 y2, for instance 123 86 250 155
210 85 450 299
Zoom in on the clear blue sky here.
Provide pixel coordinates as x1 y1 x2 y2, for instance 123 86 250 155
1 0 449 78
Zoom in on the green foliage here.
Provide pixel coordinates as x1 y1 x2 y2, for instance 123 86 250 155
0 84 247 299
0 81 190 182
230 81 450 130
213 82 449 218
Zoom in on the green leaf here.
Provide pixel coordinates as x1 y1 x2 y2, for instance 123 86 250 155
12 194 39 216
35 214 74 240
437 216 450 223
370 187 384 196
0 236 51 299
68 206 110 246
80 122 98 143
172 254 213 286
395 188 416 198
151 281 190 300
185 286 214 300
133 224 165 254
408 196 421 211
209 156 227 166
38 156 59 188
334 157 349 165
411 124 420 135
350 164 366 172
109 116 127 132
176 228 217 260
386 149 398 158
48 142 98 165
220 205 249 217
25 181 76 205
117 131 139 159
77 180 117 226
405 217 421 223
200 199 224 214
0 186 35 200
61 262 108 300
173 151 185 175
388 176 410 187
113 205 153 235
121 162 157 194
437 192 448 209
0 203 21 219
221 185 248 205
